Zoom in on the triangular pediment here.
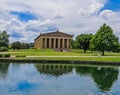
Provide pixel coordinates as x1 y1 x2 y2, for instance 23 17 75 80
35 30 73 40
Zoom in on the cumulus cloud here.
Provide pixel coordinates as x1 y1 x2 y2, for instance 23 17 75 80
0 0 120 42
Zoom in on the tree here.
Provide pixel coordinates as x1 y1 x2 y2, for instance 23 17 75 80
76 34 93 53
20 43 34 49
0 31 9 51
70 39 80 49
90 23 119 56
11 42 34 50
11 41 21 50
1 31 9 48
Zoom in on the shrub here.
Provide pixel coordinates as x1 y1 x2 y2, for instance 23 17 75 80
30 47 36 49
0 54 10 58
0 54 3 57
3 54 11 57
16 55 26 57
0 47 8 51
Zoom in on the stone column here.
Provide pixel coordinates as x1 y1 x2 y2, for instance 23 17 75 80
69 39 72 48
45 38 47 48
54 38 56 48
67 39 69 48
58 38 60 48
41 38 43 48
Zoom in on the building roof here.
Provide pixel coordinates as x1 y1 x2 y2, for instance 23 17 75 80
35 30 73 40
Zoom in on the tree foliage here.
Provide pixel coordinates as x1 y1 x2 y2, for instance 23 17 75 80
70 39 80 49
76 34 93 53
0 31 9 51
11 41 34 50
11 41 21 50
90 23 119 55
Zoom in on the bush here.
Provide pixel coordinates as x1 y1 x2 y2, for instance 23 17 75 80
16 55 26 58
0 47 8 51
30 47 36 49
3 54 11 57
0 54 3 57
0 54 10 58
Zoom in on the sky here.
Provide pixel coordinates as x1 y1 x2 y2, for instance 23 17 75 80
0 0 120 43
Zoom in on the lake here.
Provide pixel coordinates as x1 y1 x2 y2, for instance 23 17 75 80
0 63 120 95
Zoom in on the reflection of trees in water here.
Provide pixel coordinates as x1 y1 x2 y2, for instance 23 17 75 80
35 64 73 77
0 63 10 79
91 67 118 92
76 66 119 92
76 66 93 76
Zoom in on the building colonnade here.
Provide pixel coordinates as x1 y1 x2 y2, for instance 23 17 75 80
41 37 71 49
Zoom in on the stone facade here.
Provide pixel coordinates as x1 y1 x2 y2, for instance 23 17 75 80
34 30 73 49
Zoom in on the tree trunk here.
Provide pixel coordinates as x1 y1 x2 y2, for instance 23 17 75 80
84 49 86 53
101 50 104 56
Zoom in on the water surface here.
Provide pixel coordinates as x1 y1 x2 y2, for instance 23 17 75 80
0 63 120 95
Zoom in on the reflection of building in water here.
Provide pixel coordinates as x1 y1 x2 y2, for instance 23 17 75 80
35 64 73 77
0 63 10 79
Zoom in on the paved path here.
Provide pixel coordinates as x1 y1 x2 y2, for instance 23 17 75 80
25 56 120 58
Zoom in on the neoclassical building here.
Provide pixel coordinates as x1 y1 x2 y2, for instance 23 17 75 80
34 30 73 49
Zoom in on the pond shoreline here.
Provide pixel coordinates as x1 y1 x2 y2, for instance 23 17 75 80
0 58 120 66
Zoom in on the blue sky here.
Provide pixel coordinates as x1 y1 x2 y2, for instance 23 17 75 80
102 0 120 11
10 0 120 22
11 11 37 22
0 0 120 42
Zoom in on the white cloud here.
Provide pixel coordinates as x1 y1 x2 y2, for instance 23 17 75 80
0 0 120 42
78 2 104 16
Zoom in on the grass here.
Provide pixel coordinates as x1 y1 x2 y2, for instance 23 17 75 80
8 57 120 62
7 49 100 56
7 49 120 56
0 49 120 62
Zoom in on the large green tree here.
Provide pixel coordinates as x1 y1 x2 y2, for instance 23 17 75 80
1 31 9 47
0 31 9 51
76 34 93 53
90 23 119 56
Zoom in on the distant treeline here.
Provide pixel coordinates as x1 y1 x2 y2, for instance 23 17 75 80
0 31 34 51
10 42 34 50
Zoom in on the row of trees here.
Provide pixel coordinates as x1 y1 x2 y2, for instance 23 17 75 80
0 31 34 51
71 23 119 55
10 42 34 50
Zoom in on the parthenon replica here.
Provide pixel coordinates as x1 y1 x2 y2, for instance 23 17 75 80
34 30 73 49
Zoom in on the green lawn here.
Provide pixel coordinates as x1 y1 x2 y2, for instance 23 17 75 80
7 49 120 56
7 49 91 56
1 56 120 62
0 49 120 62
5 49 117 56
